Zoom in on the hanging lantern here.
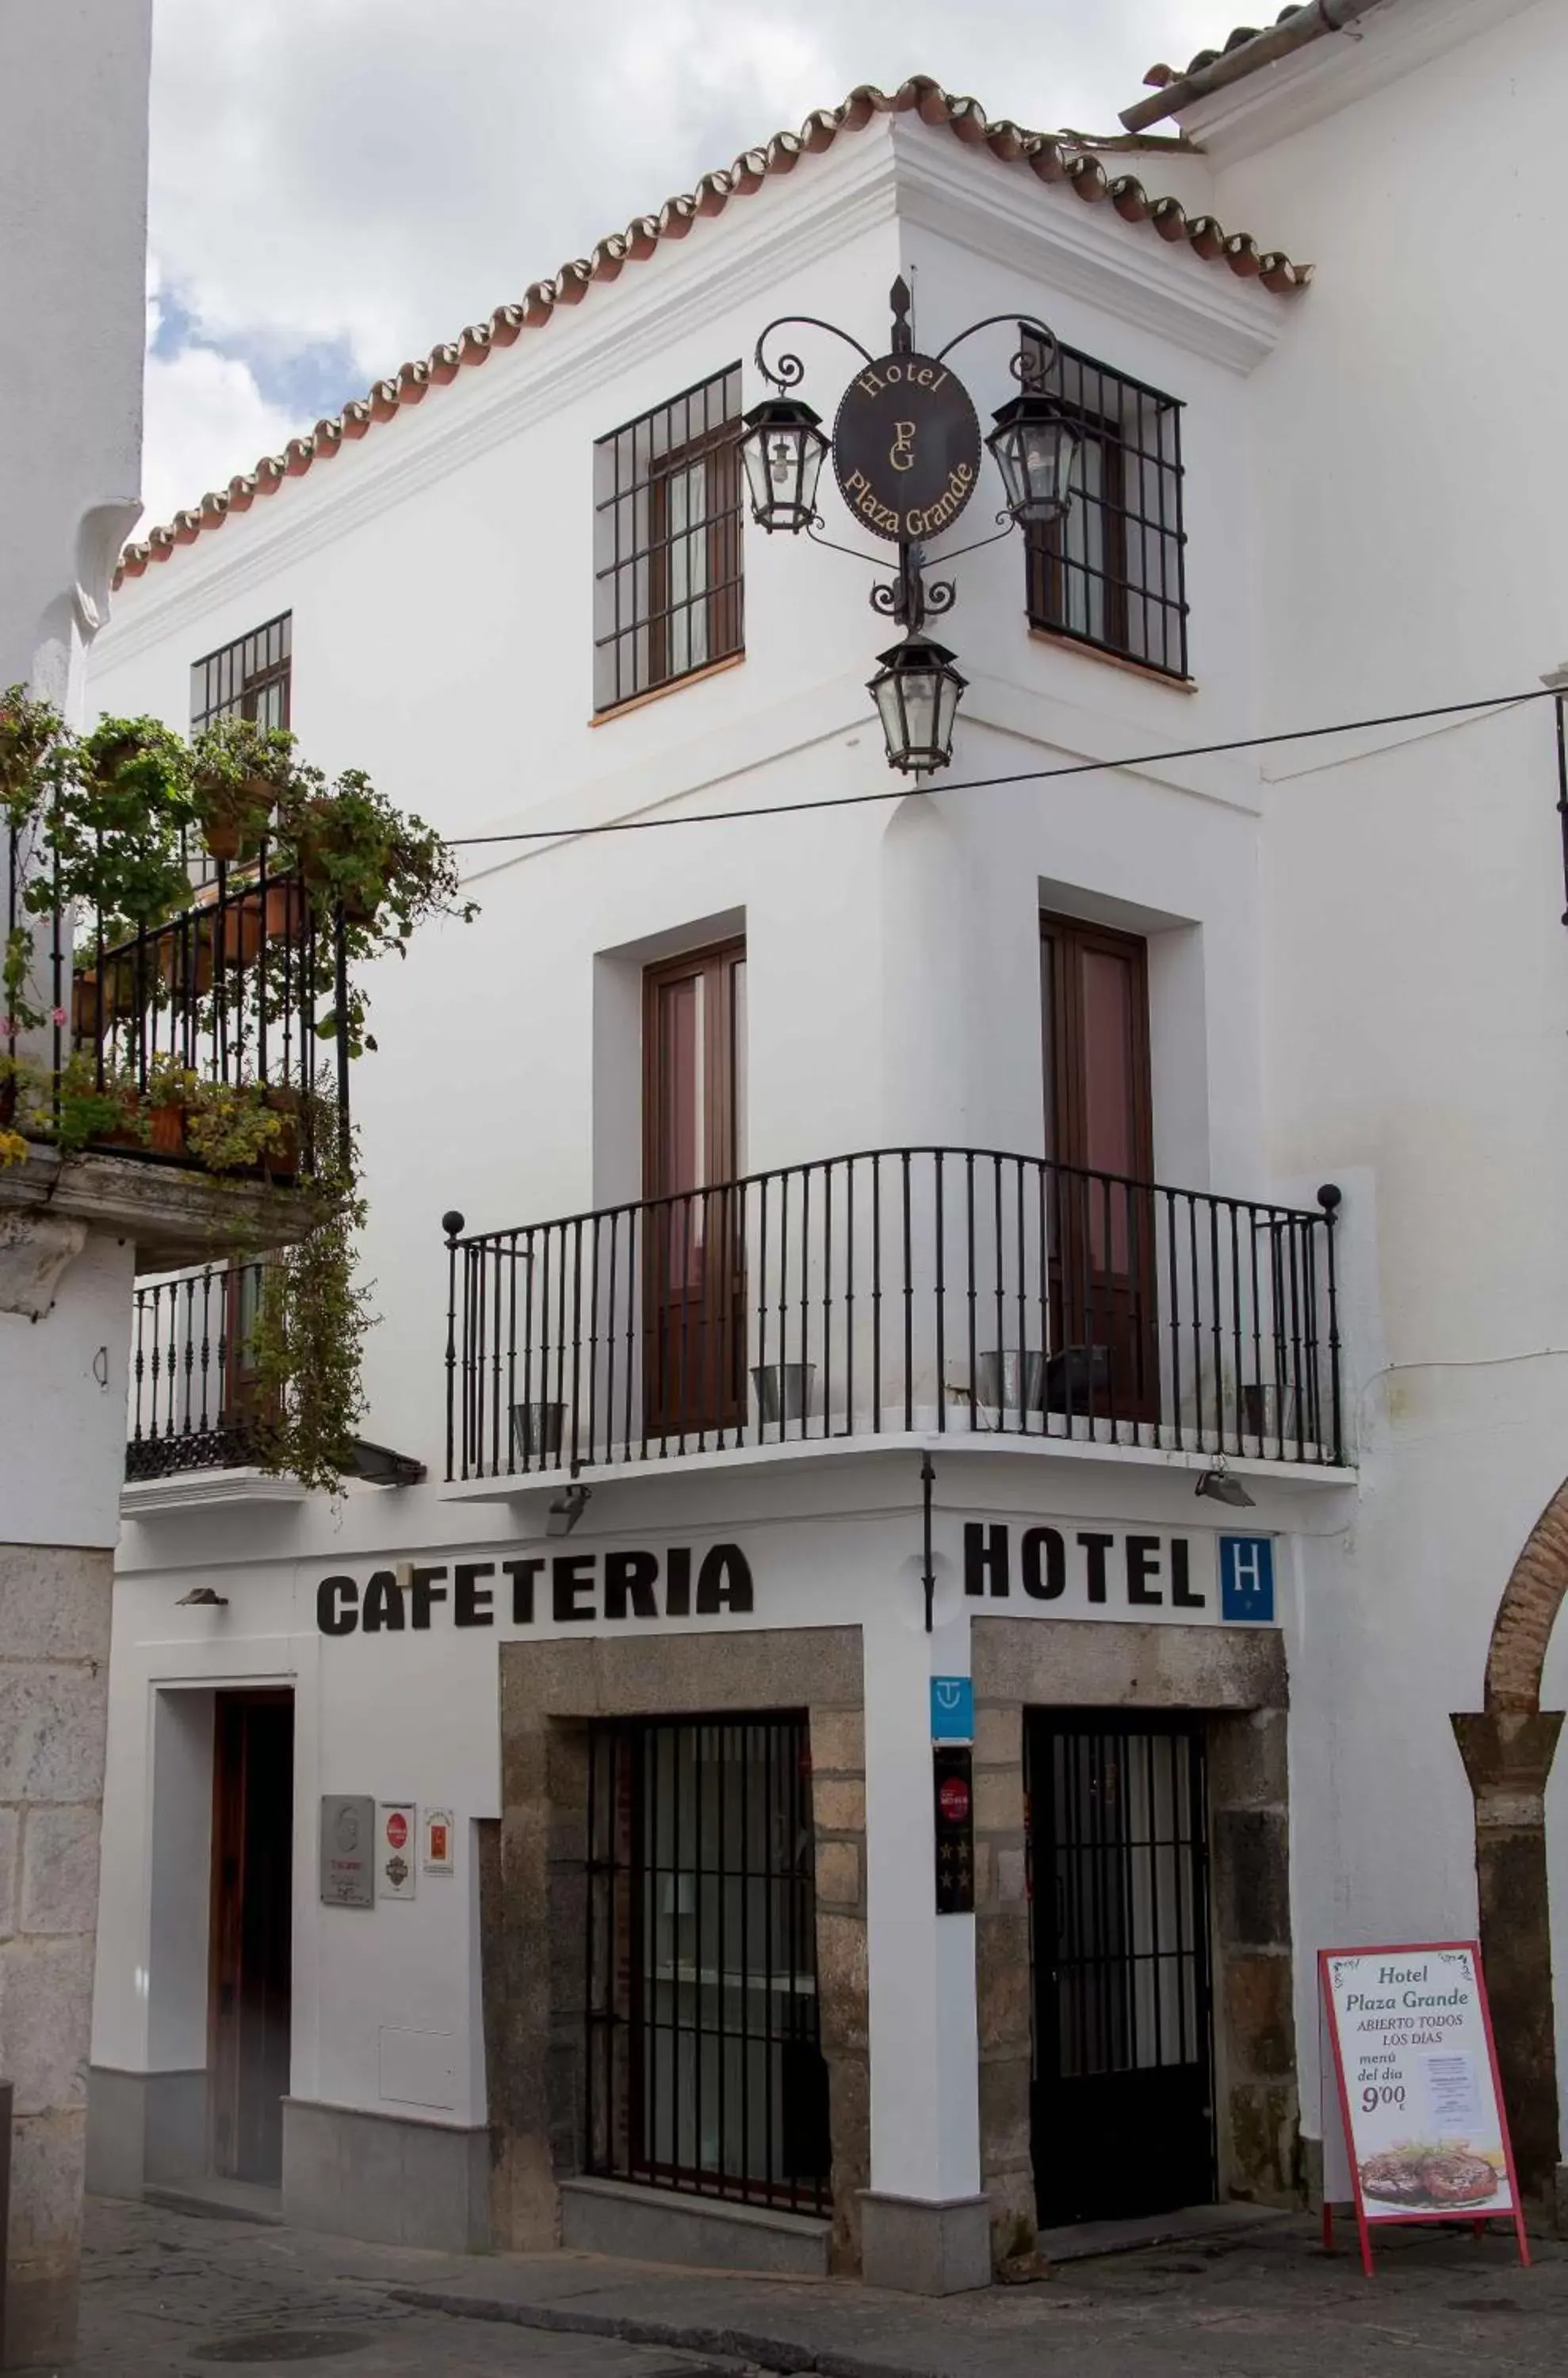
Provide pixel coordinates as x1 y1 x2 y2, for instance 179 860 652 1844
739 396 828 533
986 391 1080 528
868 632 967 776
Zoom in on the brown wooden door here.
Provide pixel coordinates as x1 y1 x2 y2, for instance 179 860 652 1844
644 940 746 1436
1040 915 1157 1420
220 1261 277 1442
209 1691 294 2184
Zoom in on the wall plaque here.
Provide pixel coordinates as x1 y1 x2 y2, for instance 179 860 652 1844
832 352 981 544
377 1801 417 1900
319 1794 375 1908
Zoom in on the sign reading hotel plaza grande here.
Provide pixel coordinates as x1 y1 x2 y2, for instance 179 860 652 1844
832 350 982 543
1319 1942 1527 2271
316 1526 1276 1635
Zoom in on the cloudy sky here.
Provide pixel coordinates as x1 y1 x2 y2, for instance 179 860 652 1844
142 0 1227 533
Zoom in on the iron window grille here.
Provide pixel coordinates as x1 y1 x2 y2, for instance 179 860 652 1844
593 368 744 713
188 614 294 890
585 1713 830 2215
190 612 293 735
1021 335 1187 680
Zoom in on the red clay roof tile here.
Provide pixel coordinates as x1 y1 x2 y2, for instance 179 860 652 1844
114 75 1307 590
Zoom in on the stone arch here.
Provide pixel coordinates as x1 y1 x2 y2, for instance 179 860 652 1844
1484 1476 1568 1711
1452 1477 1568 2204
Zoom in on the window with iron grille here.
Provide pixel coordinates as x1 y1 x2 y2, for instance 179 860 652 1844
593 369 744 713
190 613 293 736
584 1713 829 2213
1021 335 1187 679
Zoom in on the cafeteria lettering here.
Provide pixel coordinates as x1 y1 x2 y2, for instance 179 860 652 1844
316 1544 753 1636
963 1522 1206 1610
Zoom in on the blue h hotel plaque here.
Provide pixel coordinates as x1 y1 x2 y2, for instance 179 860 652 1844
1219 1537 1275 1624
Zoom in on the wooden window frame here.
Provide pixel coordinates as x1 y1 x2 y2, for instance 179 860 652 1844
190 613 293 736
1021 332 1187 681
647 428 743 692
594 369 744 715
1039 912 1154 1187
641 938 747 1202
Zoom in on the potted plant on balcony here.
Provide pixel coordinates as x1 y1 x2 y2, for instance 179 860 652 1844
0 686 67 823
52 717 196 934
276 769 471 943
183 1078 289 1176
190 715 296 864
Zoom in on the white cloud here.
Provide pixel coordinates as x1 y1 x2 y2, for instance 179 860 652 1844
140 342 298 542
140 0 1233 526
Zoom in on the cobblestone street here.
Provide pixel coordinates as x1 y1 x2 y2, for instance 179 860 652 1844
68 2196 1568 2378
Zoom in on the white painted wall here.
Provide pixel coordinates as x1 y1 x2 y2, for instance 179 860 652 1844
85 17 1568 2213
99 1443 1313 2183
0 1230 137 1547
0 0 150 704
1195 0 1568 2155
0 0 151 1548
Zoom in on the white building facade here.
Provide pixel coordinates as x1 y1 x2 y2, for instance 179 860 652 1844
82 0 1568 2286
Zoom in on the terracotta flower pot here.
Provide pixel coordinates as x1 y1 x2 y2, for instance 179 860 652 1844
147 1101 187 1158
261 1087 301 1179
203 818 243 863
220 890 266 969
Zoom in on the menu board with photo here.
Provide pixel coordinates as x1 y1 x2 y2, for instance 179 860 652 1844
1318 1942 1528 2273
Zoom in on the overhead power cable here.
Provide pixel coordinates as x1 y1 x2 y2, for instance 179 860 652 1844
448 685 1558 850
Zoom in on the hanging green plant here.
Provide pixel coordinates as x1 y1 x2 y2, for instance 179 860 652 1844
190 714 296 862
0 686 67 828
246 1105 373 1493
276 767 474 946
50 717 196 929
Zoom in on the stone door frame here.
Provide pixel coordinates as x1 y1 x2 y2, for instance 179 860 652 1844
483 1627 869 2270
969 1619 1295 2258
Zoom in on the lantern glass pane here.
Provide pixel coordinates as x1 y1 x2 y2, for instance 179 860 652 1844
992 424 1027 514
901 668 939 766
872 669 905 759
934 668 962 755
740 428 775 519
797 433 826 518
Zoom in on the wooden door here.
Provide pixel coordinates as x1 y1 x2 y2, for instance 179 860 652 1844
209 1691 294 2184
1040 915 1157 1421
643 940 746 1437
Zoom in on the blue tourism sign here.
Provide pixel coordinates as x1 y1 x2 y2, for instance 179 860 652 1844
1219 1537 1275 1624
930 1676 975 1742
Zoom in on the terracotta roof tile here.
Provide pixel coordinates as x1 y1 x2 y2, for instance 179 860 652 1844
1142 9 1306 90
114 75 1308 590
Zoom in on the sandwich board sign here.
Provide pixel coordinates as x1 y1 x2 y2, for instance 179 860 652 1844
1318 1942 1528 2273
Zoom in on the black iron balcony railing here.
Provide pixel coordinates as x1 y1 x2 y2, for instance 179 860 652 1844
444 1148 1344 1481
127 1260 275 1481
3 824 348 1178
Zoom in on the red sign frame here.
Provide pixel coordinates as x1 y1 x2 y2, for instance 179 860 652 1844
1318 1940 1529 2276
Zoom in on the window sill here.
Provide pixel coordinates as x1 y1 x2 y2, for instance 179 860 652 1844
1028 625 1197 694
591 649 745 727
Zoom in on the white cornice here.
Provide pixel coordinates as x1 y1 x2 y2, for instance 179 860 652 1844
96 131 902 665
120 1469 308 1516
889 120 1288 377
98 115 1295 663
1181 0 1540 160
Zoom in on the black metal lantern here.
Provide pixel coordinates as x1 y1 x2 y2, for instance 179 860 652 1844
985 391 1080 529
740 396 828 533
868 631 966 776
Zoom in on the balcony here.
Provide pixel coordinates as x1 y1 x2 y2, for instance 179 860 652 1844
126 1260 424 1499
443 1149 1345 1485
3 831 350 1272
